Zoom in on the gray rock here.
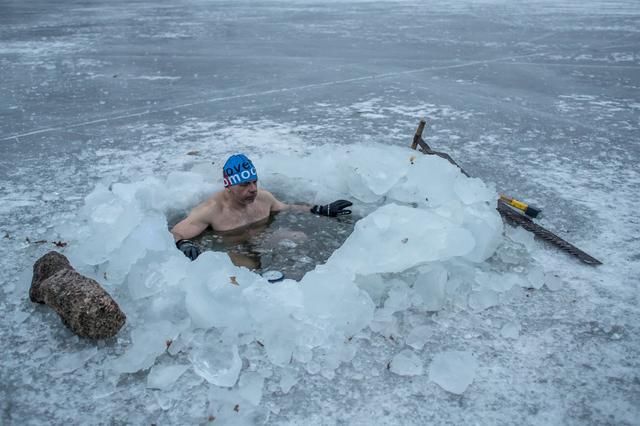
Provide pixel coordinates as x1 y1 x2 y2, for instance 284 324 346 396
30 251 73 303
30 251 126 339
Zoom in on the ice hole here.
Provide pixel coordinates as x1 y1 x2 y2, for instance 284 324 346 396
169 199 358 281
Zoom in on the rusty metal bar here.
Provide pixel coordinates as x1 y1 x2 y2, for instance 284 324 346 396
411 120 470 177
497 200 602 265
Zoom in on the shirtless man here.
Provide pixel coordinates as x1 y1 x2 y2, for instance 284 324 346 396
171 153 353 260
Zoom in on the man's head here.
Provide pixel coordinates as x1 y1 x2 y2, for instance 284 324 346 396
223 153 258 205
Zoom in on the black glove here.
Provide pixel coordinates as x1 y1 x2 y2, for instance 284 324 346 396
310 200 352 217
176 239 201 261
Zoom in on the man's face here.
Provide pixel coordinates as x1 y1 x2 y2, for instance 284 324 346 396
228 180 258 205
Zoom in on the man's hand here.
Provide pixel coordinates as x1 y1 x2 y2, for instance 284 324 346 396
310 200 353 217
176 239 201 261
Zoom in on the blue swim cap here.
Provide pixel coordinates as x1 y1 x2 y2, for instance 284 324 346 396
222 153 258 187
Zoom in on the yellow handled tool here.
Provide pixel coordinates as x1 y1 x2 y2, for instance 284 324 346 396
500 195 542 219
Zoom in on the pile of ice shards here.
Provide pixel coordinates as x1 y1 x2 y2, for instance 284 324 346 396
54 143 538 412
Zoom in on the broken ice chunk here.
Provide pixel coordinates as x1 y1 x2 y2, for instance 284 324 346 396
413 265 447 311
508 225 535 247
279 368 299 394
389 349 424 376
428 351 477 394
406 325 432 350
147 364 190 390
112 321 181 374
384 281 412 313
190 340 242 387
526 266 545 289
238 372 265 406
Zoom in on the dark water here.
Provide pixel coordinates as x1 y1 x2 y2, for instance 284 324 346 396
194 210 356 281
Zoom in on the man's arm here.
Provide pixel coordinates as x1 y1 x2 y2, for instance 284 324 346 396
171 203 211 261
171 203 210 241
263 190 352 216
171 216 209 241
262 190 311 213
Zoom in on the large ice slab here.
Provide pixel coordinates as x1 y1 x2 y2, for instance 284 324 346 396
328 203 475 274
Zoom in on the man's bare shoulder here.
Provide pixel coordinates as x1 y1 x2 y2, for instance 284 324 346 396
193 192 224 216
256 188 289 211
256 189 282 206
256 188 276 201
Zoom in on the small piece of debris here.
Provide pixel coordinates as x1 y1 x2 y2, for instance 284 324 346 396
256 340 264 347
229 276 239 286
409 155 416 165
186 150 200 156
207 415 216 422
53 241 68 248
233 404 240 413
401 237 408 244
103 272 108 280
166 339 173 349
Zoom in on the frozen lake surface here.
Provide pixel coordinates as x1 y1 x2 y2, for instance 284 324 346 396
1 0 639 424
